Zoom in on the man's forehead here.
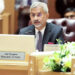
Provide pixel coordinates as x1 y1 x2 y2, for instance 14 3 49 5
65 11 75 15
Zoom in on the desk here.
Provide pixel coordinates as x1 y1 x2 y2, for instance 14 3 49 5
28 52 73 75
0 66 28 75
0 13 10 34
0 57 29 75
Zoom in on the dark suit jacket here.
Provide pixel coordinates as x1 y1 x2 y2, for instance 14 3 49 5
19 23 64 51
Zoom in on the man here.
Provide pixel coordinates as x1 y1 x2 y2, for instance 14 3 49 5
64 7 75 19
19 2 64 51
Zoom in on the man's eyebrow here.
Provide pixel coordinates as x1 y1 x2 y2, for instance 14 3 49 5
30 12 36 14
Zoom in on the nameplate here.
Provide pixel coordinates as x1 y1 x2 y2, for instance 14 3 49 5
0 52 25 60
44 44 60 51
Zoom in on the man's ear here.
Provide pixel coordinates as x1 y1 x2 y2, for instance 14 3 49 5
46 13 49 19
30 14 31 19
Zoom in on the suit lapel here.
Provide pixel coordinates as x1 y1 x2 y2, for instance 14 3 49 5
43 23 52 44
25 25 35 35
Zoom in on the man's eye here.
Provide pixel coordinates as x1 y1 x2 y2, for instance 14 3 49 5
31 14 35 17
70 15 75 18
37 13 42 17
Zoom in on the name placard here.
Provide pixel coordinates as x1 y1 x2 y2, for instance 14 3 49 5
44 44 60 51
0 34 35 67
0 52 25 60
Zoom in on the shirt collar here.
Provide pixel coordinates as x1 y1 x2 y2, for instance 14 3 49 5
35 26 46 36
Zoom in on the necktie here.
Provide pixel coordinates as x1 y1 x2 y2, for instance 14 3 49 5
36 31 42 51
27 0 32 6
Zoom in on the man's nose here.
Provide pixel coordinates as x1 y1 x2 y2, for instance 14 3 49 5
34 16 38 20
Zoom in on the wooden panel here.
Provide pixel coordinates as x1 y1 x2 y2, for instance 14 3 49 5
4 0 15 34
0 13 10 34
0 69 28 75
48 0 60 18
0 19 2 33
71 59 75 75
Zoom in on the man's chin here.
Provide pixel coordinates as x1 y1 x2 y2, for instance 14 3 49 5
34 24 42 28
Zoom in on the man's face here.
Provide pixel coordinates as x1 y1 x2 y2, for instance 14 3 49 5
30 7 49 30
64 11 75 19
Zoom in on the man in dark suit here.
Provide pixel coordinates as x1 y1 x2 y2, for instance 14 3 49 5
19 2 64 51
64 7 75 19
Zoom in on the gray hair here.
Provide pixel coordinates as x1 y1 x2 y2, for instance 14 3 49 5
30 2 48 13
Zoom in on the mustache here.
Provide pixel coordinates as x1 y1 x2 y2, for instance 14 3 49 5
33 20 40 23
